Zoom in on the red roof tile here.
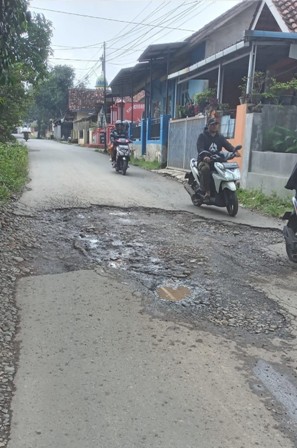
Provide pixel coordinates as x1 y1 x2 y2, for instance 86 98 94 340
68 88 104 112
272 0 297 32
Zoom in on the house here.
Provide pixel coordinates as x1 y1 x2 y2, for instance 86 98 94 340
109 0 297 196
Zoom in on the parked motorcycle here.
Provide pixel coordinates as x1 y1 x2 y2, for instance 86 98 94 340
112 137 132 175
184 145 242 216
282 163 297 263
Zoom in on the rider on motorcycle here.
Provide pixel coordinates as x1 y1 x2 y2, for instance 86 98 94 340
197 117 240 201
110 120 129 165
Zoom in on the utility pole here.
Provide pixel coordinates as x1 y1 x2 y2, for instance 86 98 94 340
103 41 107 153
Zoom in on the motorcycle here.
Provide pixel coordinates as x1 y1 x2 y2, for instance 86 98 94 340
184 145 242 217
23 131 29 141
282 163 297 263
112 137 131 175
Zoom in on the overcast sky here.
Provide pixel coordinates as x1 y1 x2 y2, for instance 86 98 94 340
28 0 242 88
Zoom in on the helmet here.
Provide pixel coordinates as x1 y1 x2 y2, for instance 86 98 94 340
115 120 124 132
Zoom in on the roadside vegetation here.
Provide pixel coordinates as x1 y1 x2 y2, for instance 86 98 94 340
130 154 161 170
237 188 292 218
0 141 28 202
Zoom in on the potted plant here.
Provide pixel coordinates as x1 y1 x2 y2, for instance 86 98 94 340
193 88 216 113
177 105 186 118
238 71 266 105
264 78 297 105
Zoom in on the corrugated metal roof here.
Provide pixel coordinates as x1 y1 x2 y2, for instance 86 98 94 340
138 42 186 62
109 63 149 97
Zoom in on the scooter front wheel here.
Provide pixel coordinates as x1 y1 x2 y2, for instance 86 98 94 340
122 159 128 175
224 190 238 216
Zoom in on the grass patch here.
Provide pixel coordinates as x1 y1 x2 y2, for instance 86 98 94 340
130 154 161 170
0 142 29 202
237 188 292 218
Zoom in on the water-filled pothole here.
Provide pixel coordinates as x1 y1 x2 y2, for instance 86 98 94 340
156 285 191 302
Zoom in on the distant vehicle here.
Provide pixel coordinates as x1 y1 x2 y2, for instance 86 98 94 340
21 125 31 142
112 137 132 175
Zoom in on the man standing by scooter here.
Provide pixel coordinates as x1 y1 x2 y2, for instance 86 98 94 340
196 117 240 201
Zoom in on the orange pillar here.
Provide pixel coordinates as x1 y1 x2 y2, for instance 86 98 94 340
229 104 247 170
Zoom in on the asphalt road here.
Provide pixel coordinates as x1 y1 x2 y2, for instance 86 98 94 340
8 138 296 448
18 138 282 229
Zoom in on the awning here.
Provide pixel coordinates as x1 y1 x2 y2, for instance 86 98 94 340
109 63 149 97
138 42 186 62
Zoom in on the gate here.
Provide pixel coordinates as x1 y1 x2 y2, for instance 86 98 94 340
167 116 205 170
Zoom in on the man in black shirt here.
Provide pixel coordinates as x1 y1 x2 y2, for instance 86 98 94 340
196 117 240 201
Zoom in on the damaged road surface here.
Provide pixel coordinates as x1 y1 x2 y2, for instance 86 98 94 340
2 140 297 448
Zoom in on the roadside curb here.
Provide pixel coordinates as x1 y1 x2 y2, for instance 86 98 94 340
153 168 186 183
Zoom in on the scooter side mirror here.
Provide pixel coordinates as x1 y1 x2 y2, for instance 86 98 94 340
234 145 242 151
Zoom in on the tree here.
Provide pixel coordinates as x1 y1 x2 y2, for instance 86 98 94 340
0 0 29 75
29 65 75 138
0 1 52 141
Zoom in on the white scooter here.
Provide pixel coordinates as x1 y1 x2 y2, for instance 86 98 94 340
184 145 242 216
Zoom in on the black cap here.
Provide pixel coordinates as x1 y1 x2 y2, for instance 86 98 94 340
208 118 219 126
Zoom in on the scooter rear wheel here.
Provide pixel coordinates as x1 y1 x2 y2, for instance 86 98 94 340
191 196 202 206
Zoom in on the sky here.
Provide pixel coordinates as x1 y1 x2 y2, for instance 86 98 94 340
28 0 242 89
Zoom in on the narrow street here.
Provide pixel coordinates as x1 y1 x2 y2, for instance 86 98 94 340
1 139 297 447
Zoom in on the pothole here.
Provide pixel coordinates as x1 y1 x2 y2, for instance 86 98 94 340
156 285 192 302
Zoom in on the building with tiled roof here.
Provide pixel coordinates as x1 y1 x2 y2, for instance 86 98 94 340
272 0 297 32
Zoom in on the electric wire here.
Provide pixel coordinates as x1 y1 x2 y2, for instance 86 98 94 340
44 0 229 86
74 1 187 86
31 6 196 32
106 1 207 63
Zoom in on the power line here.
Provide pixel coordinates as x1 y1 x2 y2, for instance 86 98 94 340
106 1 201 60
69 1 174 86
107 1 206 63
49 57 98 62
44 0 228 87
31 6 196 32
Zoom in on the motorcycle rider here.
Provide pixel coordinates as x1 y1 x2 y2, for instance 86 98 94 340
22 124 30 141
110 120 129 165
197 117 240 201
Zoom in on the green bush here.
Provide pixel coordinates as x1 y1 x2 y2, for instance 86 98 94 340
0 142 28 201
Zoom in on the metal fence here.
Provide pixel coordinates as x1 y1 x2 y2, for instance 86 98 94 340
149 118 161 140
220 110 236 139
131 123 141 140
167 116 205 170
167 112 237 170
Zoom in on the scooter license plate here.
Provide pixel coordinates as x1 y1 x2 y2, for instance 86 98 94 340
122 157 126 160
